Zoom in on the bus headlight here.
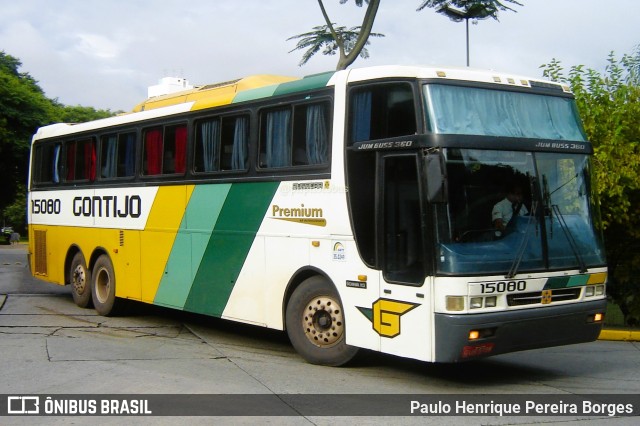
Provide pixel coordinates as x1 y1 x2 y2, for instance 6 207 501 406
585 285 605 297
469 296 498 309
446 296 465 311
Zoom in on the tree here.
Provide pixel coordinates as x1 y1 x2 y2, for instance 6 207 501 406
0 51 57 218
541 53 640 326
3 184 26 235
417 0 522 18
288 24 384 68
417 0 523 66
54 104 116 123
290 1 523 70
0 51 116 233
289 0 382 70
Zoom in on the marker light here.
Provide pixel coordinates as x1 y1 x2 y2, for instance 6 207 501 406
469 330 480 341
470 297 483 309
485 296 497 308
594 313 604 322
446 296 465 311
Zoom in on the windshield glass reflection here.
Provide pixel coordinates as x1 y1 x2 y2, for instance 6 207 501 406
435 149 606 275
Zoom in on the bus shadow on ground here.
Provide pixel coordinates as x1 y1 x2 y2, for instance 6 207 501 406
61 293 577 387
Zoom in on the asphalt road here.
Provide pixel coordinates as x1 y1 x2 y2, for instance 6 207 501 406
1 244 639 425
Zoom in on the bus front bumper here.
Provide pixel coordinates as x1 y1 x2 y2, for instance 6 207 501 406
434 299 607 363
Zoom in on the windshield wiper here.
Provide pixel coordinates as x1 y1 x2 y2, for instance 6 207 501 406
505 174 538 279
505 202 536 279
550 204 588 273
542 174 588 273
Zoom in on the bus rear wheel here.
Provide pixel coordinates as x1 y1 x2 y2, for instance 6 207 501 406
91 254 120 316
285 276 358 366
70 252 92 308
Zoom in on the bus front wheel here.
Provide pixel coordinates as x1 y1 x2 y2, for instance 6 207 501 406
69 252 92 308
285 276 358 366
91 254 120 316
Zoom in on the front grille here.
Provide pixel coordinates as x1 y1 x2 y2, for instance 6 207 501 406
507 288 581 306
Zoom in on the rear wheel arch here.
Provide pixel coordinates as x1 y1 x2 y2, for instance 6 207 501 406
63 245 83 285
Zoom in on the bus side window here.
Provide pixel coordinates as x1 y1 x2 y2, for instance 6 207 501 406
143 127 163 175
259 101 330 169
221 115 249 171
65 138 96 182
164 125 187 174
34 143 62 184
101 132 136 179
260 107 292 168
118 132 136 177
292 102 330 166
348 83 416 144
195 118 221 172
143 125 186 176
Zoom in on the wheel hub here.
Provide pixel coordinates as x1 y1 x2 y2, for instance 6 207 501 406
72 265 86 293
302 296 344 347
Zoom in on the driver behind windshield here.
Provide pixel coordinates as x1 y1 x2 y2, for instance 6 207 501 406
492 182 528 237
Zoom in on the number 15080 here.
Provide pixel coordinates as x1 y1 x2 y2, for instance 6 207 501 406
479 281 527 294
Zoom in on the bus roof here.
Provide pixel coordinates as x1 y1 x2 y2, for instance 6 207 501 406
131 74 298 112
32 65 570 141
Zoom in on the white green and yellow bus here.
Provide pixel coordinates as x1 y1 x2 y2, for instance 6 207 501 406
27 65 607 365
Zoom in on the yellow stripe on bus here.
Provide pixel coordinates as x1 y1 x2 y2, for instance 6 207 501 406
587 272 607 285
139 185 195 302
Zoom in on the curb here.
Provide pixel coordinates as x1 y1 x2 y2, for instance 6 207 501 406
599 329 640 342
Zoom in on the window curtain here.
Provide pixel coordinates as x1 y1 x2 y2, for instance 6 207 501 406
124 133 135 176
66 142 76 181
306 104 328 164
232 116 248 170
426 84 587 141
200 120 220 172
174 126 187 174
266 109 291 167
103 135 117 178
52 144 61 183
84 141 96 181
351 91 372 143
145 129 162 175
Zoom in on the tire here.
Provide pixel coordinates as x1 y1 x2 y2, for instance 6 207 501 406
69 252 92 308
91 254 120 316
285 276 358 366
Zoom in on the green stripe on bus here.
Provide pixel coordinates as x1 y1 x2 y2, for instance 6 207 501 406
184 181 280 316
154 184 232 309
567 274 590 287
272 72 334 97
232 85 281 104
544 276 570 289
232 71 334 104
544 274 590 289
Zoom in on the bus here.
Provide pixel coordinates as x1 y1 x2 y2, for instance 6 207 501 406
27 65 607 366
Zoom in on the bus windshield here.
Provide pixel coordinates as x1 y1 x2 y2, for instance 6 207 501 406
424 84 587 141
434 149 606 275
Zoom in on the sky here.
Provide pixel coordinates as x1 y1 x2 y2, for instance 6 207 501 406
1 0 638 112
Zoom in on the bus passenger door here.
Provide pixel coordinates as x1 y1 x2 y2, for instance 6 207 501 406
378 154 432 361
